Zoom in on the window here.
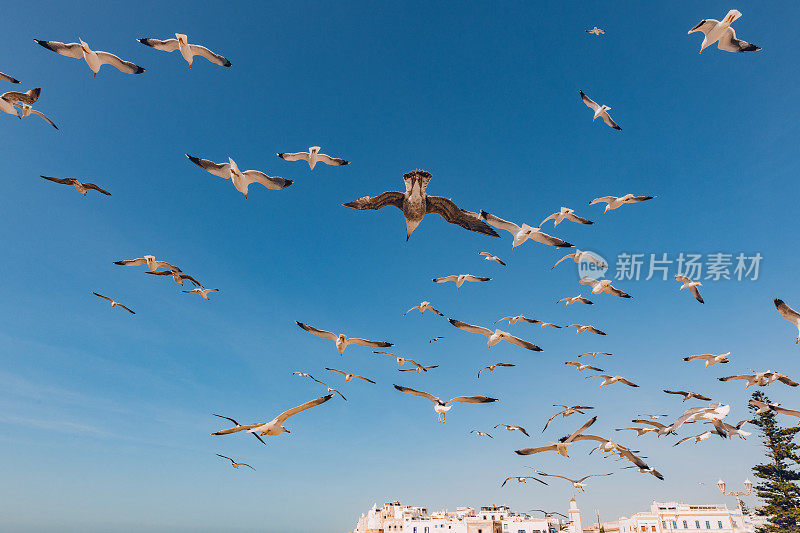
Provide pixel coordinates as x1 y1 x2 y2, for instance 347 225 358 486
717 522 723 529
673 522 678 529
518 530 525 533
683 521 688 529
705 522 710 529
695 521 700 529
662 522 667 529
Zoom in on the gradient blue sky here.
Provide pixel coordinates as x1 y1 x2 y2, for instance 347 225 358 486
1 1 798 531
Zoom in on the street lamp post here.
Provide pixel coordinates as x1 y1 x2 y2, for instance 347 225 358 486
717 478 753 517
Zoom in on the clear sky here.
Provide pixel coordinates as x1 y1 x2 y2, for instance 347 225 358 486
1 1 798 531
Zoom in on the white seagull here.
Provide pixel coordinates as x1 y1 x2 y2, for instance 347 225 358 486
373 351 435 372
292 372 347 400
719 371 799 389
496 316 560 328
145 270 202 287
277 146 349 171
404 301 444 316
393 384 498 424
540 207 594 227
480 210 573 248
674 431 715 447
615 427 658 438
478 251 506 266
325 367 376 384
295 321 392 355
663 390 712 402
577 352 612 358
246 395 333 437
586 27 605 35
515 417 597 457
92 292 134 314
543 405 594 432
114 255 181 272
186 155 292 198
15 103 57 128
533 471 613 493
579 90 621 130
501 476 548 487
580 277 632 298
41 176 110 196
688 10 761 54
553 250 606 270
588 374 638 388
137 34 231 68
0 87 40 118
565 362 604 373
749 400 800 420
774 299 800 344
683 352 730 367
432 274 491 289
477 362 516 378
495 424 530 437
182 288 219 300
471 430 493 438
675 275 704 304
449 319 543 351
34 39 145 76
567 324 606 335
557 295 594 306
589 194 656 213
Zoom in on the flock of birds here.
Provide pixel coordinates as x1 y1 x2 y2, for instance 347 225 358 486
8 8 798 508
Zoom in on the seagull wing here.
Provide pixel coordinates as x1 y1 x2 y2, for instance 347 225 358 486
2 88 40 105
632 420 667 429
216 454 235 463
579 90 600 111
41 175 74 185
462 275 491 283
212 414 240 426
316 153 349 166
717 27 761 53
92 292 113 302
515 444 557 456
393 385 439 403
324 368 347 377
346 338 393 348
777 375 800 387
775 299 800 323
540 213 558 226
432 275 459 283
188 44 232 67
579 277 601 290
616 377 638 387
34 39 84 59
95 51 145 74
0 71 20 83
566 416 597 442
114 258 147 266
82 182 111 195
26 108 58 129
295 321 338 341
675 275 692 284
589 196 617 206
446 395 498 405
600 111 621 130
604 285 632 299
501 333 543 351
272 395 333 424
241 170 293 190
542 412 561 432
624 195 655 203
353 374 376 384
426 197 500 237
117 304 136 314
688 19 718 35
479 210 522 236
586 326 607 335
448 319 494 337
277 151 310 162
689 286 704 304
684 354 713 362
342 191 404 210
137 38 180 52
773 405 800 418
528 230 574 248
564 212 593 225
186 155 231 178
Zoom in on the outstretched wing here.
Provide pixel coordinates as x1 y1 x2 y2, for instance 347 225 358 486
34 39 83 59
448 318 494 337
579 90 600 111
317 153 349 166
27 108 58 129
427 197 500 237
92 292 112 302
688 19 718 36
717 27 761 53
95 51 145 74
342 191 404 210
393 385 439 403
295 321 338 341
501 334 543 351
479 210 521 235
273 394 333 424
0 71 20 83
347 338 393 348
41 175 74 185
137 38 179 52
188 44 232 67
82 182 111 195
242 170 293 190
186 155 231 178
445 396 498 405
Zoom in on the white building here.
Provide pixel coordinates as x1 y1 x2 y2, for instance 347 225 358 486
594 501 767 533
350 501 562 533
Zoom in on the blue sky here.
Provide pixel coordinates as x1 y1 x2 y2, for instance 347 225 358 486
1 1 797 531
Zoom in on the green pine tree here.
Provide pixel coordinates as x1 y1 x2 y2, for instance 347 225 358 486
748 390 800 532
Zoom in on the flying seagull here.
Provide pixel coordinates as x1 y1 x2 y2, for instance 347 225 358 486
688 10 760 53
145 270 202 287
557 295 593 306
683 352 730 367
577 352 612 358
41 176 110 196
480 210 573 248
471 430 493 438
15 103 58 128
637 414 669 420
663 390 712 402
210 414 265 444
479 252 506 266
543 405 594 432
137 34 231 67
774 299 800 344
571 434 653 472
501 476 547 487
373 352 437 373
277 146 348 171
589 194 655 213
325 367 376 384
533 471 613 492
540 207 594 227
295 321 392 355
675 275 704 304
34 39 145 76
586 27 605 35
0 87 40 118
0 72 20 83
567 324 606 335
674 431 716 447
553 250 606 270
631 419 677 437
429 336 444 343
182 288 219 300
292 372 347 400
449 319 542 351
216 454 254 470
496 316 560 328
477 362 516 378
719 371 799 389
515 416 597 457
530 510 568 519
393 384 498 424
404 301 444 316
186 155 292 198
246 395 333 437
565 362 604 373
588 374 638 387
579 277 632 298
92 292 134 314
579 90 621 130
114 255 181 272
432 274 491 289
749 400 800 420
343 170 498 240
615 427 658 438
494 424 530 437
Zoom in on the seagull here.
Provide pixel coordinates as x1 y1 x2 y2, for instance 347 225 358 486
567 324 606 335
325 368 375 384
621 465 665 481
40 176 110 196
471 430 493 438
541 207 594 227
615 427 659 438
570 434 652 471
501 476 547 487
186 155 292 198
246 395 333 437
579 91 621 130
515 416 597 457
631 419 677 437
719 371 799 389
675 275 704 304
530 510 568 519
494 424 530 437
557 295 594 306
663 390 713 402
480 210 573 248
586 27 605 35
210 414 266 444
15 103 57 129
637 414 669 419
114 255 181 272
688 10 760 54
277 146 349 171
429 336 444 343
0 72 20 83
292 372 347 400
0 87 40 118
589 194 656 213
216 454 254 470
543 405 594 432
588 374 638 387
393 384 498 424
432 274 491 289
404 301 444 316
671 403 731 432
181 288 219 300
145 270 202 287
577 352 612 358
774 299 800 344
137 34 231 67
579 277 632 298
553 250 606 270
683 352 730 367
532 471 613 492
343 170 498 240
479 252 506 266
477 363 516 378
449 319 542 351
674 431 715 447
712 419 752 440
92 292 134 314
373 352 438 374
295 321 392 355
373 351 422 367
749 399 800 419
34 39 145 76
565 362 604 373
496 316 560 328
